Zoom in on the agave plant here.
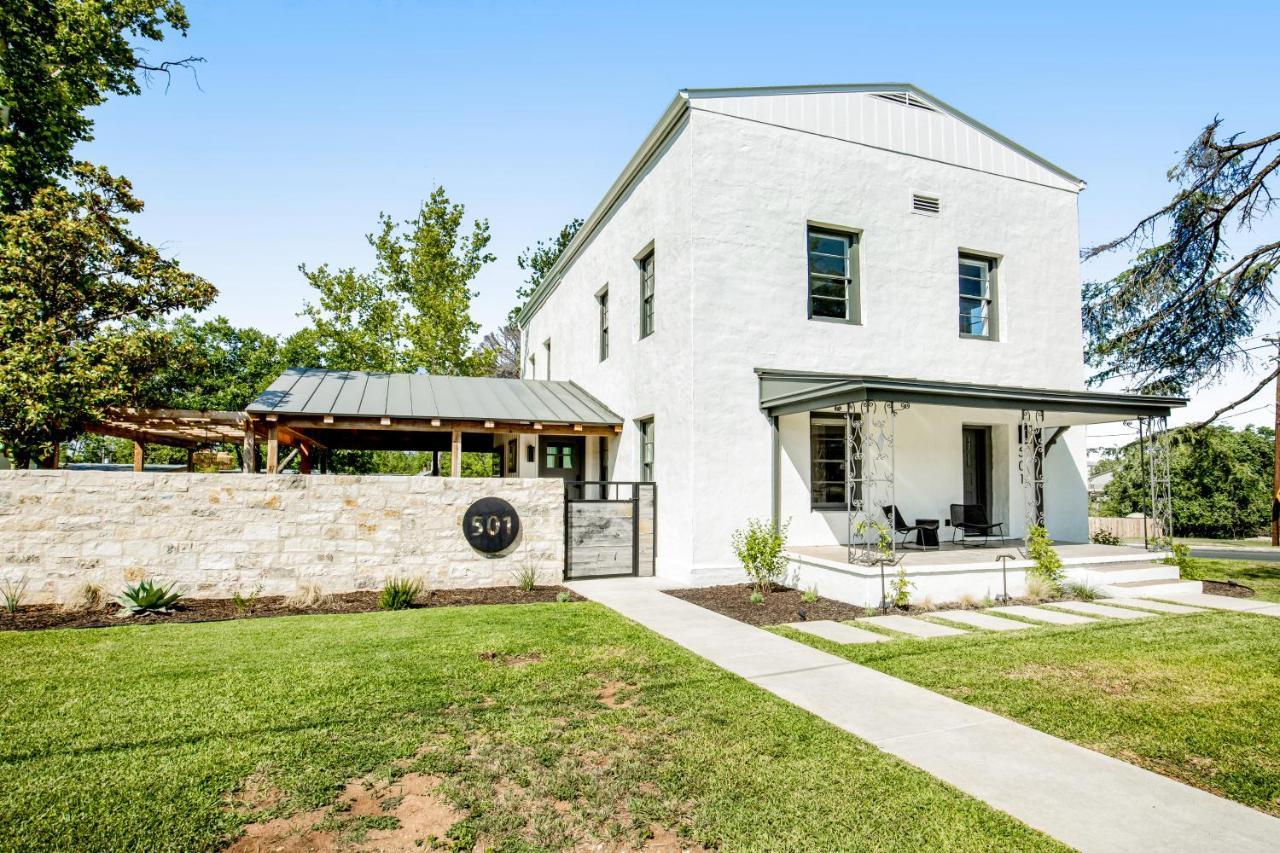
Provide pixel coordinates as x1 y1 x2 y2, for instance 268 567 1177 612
118 580 182 615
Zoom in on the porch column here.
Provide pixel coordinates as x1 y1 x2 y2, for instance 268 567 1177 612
450 429 462 477
266 425 279 474
242 420 256 473
848 400 907 567
1141 416 1173 550
1018 409 1046 536
770 415 781 534
133 441 145 472
298 442 312 475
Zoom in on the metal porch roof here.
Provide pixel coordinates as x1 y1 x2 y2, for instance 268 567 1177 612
247 369 622 426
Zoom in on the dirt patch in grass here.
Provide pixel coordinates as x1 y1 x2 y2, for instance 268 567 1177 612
665 583 865 626
1201 579 1255 598
0 586 581 632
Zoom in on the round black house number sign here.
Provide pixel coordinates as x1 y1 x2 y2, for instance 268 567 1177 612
463 498 520 554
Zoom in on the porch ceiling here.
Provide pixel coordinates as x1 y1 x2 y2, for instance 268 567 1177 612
756 369 1186 423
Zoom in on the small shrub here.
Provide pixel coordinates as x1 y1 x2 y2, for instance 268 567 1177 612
980 594 995 608
749 589 764 605
119 579 181 615
75 583 104 611
800 584 819 604
1025 525 1065 591
1 573 28 614
555 590 572 604
1063 580 1100 601
1164 542 1191 574
1023 574 1055 603
731 518 790 597
379 577 422 611
1091 528 1122 546
513 564 538 593
958 592 978 609
285 582 328 608
231 584 263 615
890 566 914 609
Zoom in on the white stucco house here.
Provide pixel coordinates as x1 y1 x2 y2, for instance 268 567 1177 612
517 83 1185 604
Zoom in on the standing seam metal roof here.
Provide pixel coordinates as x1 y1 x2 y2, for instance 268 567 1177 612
247 369 622 425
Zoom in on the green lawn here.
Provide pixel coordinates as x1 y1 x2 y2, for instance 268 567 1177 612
777 611 1280 815
1183 556 1280 602
0 602 1064 852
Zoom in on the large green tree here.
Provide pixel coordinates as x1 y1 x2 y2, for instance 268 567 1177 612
286 187 496 376
142 315 283 411
0 0 200 211
0 165 215 466
1083 119 1279 422
1097 425 1275 539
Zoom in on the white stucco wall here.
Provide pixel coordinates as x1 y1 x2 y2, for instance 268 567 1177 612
523 90 1091 580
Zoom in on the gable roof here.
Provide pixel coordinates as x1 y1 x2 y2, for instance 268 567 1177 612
518 83 1084 327
247 368 622 426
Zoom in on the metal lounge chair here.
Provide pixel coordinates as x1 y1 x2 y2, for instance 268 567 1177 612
949 503 1006 546
882 505 940 550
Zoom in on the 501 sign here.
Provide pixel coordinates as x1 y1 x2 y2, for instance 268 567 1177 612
462 498 521 553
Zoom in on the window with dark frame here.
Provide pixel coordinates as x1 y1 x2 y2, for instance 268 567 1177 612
959 255 996 338
639 250 655 338
810 413 860 510
807 227 859 322
638 418 654 482
598 288 609 360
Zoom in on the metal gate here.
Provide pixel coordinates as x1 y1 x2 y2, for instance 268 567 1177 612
564 481 656 579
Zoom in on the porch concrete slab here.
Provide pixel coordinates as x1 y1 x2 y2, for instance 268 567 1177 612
928 609 1030 631
1101 597 1206 615
784 620 891 644
1045 601 1153 620
567 577 1280 852
860 614 968 638
1149 591 1278 612
989 604 1095 625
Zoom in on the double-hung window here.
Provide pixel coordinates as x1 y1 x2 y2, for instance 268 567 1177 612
807 227 859 322
639 250 655 338
598 288 609 360
638 418 654 482
959 255 996 338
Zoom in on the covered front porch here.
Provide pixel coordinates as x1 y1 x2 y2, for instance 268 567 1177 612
759 370 1186 604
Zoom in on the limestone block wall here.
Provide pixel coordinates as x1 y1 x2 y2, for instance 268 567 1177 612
0 471 564 604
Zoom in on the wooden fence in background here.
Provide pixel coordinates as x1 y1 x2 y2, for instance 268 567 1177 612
1089 516 1164 541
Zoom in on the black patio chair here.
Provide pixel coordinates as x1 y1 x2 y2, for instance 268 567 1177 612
882 505 940 551
949 504 1006 547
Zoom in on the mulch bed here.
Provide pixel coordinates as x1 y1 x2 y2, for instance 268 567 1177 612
666 583 866 627
1201 579 1255 598
0 586 581 632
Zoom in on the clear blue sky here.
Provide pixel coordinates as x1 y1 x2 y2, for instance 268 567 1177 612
80 0 1280 445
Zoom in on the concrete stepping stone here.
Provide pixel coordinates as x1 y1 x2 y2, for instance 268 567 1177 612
1255 605 1280 619
860 614 968 638
989 605 1095 626
1047 601 1152 620
929 610 1029 631
1102 597 1205 615
784 619 892 644
1150 592 1276 612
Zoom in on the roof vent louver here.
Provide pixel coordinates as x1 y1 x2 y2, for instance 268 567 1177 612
874 91 939 113
912 194 941 215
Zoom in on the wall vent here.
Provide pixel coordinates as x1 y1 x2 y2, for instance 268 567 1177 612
912 194 941 215
874 92 939 113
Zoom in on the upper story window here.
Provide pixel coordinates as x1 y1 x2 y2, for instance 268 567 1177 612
598 288 609 361
807 227 860 323
638 417 654 482
639 249 655 338
959 255 996 339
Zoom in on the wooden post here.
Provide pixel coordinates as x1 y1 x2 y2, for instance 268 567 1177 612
133 441 144 472
186 449 195 473
451 429 462 477
243 421 256 473
266 425 279 474
432 450 440 476
298 442 312 475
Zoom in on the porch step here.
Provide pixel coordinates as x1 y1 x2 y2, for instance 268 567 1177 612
1069 560 1180 586
1098 578 1202 598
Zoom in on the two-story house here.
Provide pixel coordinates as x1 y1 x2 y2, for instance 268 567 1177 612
518 83 1183 601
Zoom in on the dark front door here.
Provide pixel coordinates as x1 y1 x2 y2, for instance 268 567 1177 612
962 426 991 513
538 436 584 481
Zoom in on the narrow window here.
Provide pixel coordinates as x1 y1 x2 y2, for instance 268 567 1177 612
639 250 655 338
959 255 996 338
528 353 536 380
807 227 859 322
637 418 654 482
810 413 861 510
543 339 551 379
598 288 609 361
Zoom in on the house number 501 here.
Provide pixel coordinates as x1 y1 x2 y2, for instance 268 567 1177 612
462 497 521 554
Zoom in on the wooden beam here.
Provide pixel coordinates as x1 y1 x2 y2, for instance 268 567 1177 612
451 429 462 477
243 420 256 473
266 425 279 474
298 442 312 475
277 446 299 472
133 441 144 472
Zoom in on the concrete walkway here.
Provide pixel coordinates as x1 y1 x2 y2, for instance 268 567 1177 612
568 577 1280 853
